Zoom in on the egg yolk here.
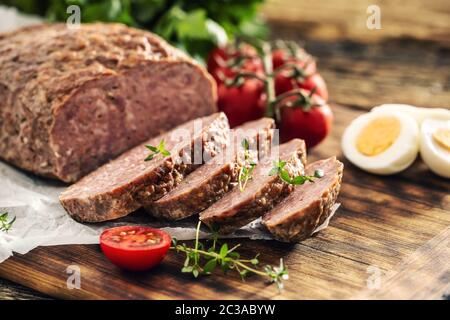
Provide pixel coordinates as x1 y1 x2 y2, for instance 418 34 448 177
356 117 401 156
433 128 450 151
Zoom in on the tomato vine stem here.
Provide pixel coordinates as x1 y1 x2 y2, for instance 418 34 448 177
262 43 277 120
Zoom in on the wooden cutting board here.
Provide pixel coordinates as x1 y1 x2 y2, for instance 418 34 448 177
0 103 448 300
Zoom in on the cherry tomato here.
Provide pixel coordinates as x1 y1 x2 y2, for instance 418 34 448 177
278 92 333 148
272 47 316 73
275 72 328 101
217 79 266 128
207 44 263 84
100 226 171 271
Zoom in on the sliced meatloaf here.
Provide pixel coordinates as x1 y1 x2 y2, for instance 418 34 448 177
147 118 275 220
0 23 216 182
59 113 229 222
200 139 307 234
262 157 343 242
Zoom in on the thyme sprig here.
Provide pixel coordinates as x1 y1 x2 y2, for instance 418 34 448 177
269 160 324 185
171 221 289 291
237 139 257 191
0 212 16 232
144 139 171 161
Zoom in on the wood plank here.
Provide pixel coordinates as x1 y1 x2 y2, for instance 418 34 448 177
263 0 450 46
0 278 50 300
357 226 450 299
0 103 448 299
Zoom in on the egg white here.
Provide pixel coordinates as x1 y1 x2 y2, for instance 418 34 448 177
419 119 450 178
342 110 419 175
371 104 450 124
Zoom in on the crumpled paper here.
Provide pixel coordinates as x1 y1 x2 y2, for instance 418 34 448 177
0 160 339 263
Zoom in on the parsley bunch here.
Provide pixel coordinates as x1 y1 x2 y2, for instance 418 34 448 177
2 0 268 60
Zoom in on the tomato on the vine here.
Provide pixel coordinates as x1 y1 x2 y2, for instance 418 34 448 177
272 46 327 100
100 226 171 271
272 47 316 73
207 41 332 147
278 91 333 148
275 72 328 101
207 44 263 85
217 79 266 127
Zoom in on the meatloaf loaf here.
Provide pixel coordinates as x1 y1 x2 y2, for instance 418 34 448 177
0 23 217 182
200 139 307 234
60 113 229 222
262 157 343 242
147 118 275 220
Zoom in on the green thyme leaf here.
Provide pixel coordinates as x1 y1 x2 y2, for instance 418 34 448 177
144 139 171 162
238 138 257 191
203 259 217 274
219 243 229 258
269 160 324 186
242 138 250 150
0 212 16 232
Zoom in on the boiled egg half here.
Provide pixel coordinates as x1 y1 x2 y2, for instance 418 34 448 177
420 119 450 178
342 110 419 174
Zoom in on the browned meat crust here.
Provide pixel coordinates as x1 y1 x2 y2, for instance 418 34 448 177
59 113 229 222
262 157 343 242
0 23 216 182
200 139 307 234
147 118 275 220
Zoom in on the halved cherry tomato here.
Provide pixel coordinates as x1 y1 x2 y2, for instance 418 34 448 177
100 226 171 271
278 91 333 148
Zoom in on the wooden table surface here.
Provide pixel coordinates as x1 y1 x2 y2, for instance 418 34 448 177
1 2 449 300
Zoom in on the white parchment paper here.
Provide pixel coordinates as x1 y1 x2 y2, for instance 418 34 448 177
0 160 339 263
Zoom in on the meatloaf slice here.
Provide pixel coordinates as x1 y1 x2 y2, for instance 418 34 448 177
0 23 216 182
262 157 343 242
60 113 229 222
200 139 307 234
147 118 275 220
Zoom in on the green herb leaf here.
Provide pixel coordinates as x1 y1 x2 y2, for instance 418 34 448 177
144 139 171 162
269 160 324 186
238 138 258 191
203 259 217 274
242 138 250 150
219 243 228 258
0 212 16 232
182 266 193 273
